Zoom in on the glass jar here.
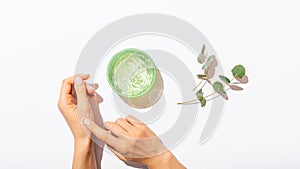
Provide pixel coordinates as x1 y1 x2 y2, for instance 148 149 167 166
107 48 163 109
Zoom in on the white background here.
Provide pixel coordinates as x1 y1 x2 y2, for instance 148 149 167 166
0 0 299 168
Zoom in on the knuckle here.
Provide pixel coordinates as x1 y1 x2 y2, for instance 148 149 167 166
104 122 111 129
116 118 124 124
101 131 109 142
139 123 147 130
134 130 143 138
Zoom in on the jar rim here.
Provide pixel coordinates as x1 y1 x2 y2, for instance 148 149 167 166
107 48 157 98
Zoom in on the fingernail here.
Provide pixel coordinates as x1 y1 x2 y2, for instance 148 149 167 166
88 84 95 90
84 118 91 126
75 77 83 85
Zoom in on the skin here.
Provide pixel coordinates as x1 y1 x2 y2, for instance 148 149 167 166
84 116 186 169
58 74 104 169
58 74 186 169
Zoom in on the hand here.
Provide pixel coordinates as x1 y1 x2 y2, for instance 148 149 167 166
58 74 104 169
84 116 186 169
58 74 102 140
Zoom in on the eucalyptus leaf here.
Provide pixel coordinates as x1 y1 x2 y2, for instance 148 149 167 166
200 97 206 107
197 88 206 107
219 75 231 83
210 59 218 68
196 89 204 101
205 66 215 79
201 44 206 54
197 74 207 79
197 53 206 64
235 75 249 84
229 85 244 91
231 65 246 78
213 81 225 93
202 55 216 70
220 92 229 100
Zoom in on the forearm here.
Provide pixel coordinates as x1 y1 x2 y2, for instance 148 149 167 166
146 151 186 169
72 138 96 169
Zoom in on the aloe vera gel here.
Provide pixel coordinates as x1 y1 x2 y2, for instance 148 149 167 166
107 49 163 108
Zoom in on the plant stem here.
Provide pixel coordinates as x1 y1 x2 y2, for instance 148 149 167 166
206 88 231 101
231 77 235 82
179 101 201 105
200 81 207 89
177 99 198 105
192 80 203 91
225 83 231 88
204 82 228 99
204 91 217 98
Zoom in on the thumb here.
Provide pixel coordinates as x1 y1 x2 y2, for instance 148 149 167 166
74 76 89 106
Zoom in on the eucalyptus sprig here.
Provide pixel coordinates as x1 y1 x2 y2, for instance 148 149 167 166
177 44 249 107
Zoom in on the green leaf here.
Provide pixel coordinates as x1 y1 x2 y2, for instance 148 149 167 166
231 65 246 78
197 53 206 64
202 55 216 70
197 74 207 79
196 89 204 101
213 81 225 93
219 75 231 83
200 97 206 107
213 81 229 100
201 44 206 54
197 88 206 107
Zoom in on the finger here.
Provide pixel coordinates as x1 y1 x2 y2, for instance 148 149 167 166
74 76 89 105
84 118 119 149
61 74 89 95
126 115 149 131
86 83 99 96
104 121 127 137
126 115 141 122
126 115 143 126
95 93 103 103
59 74 89 106
115 118 135 132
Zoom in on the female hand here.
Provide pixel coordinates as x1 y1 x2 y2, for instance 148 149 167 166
58 74 103 140
84 116 186 169
58 74 104 169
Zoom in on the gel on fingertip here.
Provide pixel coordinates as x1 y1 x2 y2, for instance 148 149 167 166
84 118 91 126
75 77 83 85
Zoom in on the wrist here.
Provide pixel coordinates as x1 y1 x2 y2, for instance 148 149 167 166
75 137 93 153
73 137 96 169
146 151 186 169
145 151 173 169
